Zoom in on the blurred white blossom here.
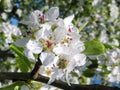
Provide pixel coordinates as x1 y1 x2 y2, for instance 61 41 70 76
109 0 119 20
1 12 8 20
107 66 120 84
92 0 101 6
106 48 120 65
4 0 12 12
0 22 21 49
21 85 29 90
16 9 22 17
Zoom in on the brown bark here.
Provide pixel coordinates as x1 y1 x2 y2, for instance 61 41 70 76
0 72 120 90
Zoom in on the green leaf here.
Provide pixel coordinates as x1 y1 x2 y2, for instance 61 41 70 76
103 43 118 49
10 44 31 72
0 33 5 47
24 0 29 5
71 71 79 77
83 39 106 55
103 43 113 49
0 81 25 90
16 56 29 72
0 0 12 10
30 81 42 90
78 22 88 32
83 68 95 77
88 59 98 69
10 44 24 57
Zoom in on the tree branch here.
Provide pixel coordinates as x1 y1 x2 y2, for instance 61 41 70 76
0 72 70 90
0 72 120 90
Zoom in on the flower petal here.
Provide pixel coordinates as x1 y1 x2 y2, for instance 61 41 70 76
40 51 56 66
26 39 43 54
45 7 59 20
73 54 86 66
14 38 29 47
64 14 74 28
24 49 35 61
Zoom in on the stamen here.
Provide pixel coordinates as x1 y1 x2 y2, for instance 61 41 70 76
68 28 72 32
46 40 52 47
70 38 72 40
67 37 69 40
39 14 41 16
41 15 45 22
53 64 55 67
61 41 64 44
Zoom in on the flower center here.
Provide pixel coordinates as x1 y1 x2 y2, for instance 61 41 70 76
46 40 52 47
68 27 72 32
39 14 45 23
57 58 69 69
45 68 52 76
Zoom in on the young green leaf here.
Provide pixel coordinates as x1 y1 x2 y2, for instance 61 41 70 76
0 81 25 90
83 39 106 55
10 44 31 72
78 22 88 32
16 56 29 72
83 68 95 77
10 44 24 57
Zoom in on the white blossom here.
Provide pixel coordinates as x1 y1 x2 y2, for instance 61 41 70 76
14 38 29 47
0 22 21 44
16 7 86 85
109 0 119 20
21 85 29 90
16 9 22 17
99 30 108 43
1 12 8 20
24 39 43 61
45 7 59 21
106 48 120 65
92 0 101 6
40 51 57 66
20 10 43 30
107 66 120 84
4 0 12 12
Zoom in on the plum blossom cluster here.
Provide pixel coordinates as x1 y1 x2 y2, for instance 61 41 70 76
15 7 86 85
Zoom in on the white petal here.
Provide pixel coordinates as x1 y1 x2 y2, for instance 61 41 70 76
66 72 71 86
45 7 59 20
35 28 51 40
64 14 74 28
112 66 119 75
56 18 64 27
48 70 58 84
70 40 85 53
21 85 29 90
26 39 43 54
14 38 29 47
24 49 35 61
20 11 40 29
53 45 63 55
11 25 21 36
65 61 77 86
73 54 86 66
52 27 67 42
40 51 55 66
